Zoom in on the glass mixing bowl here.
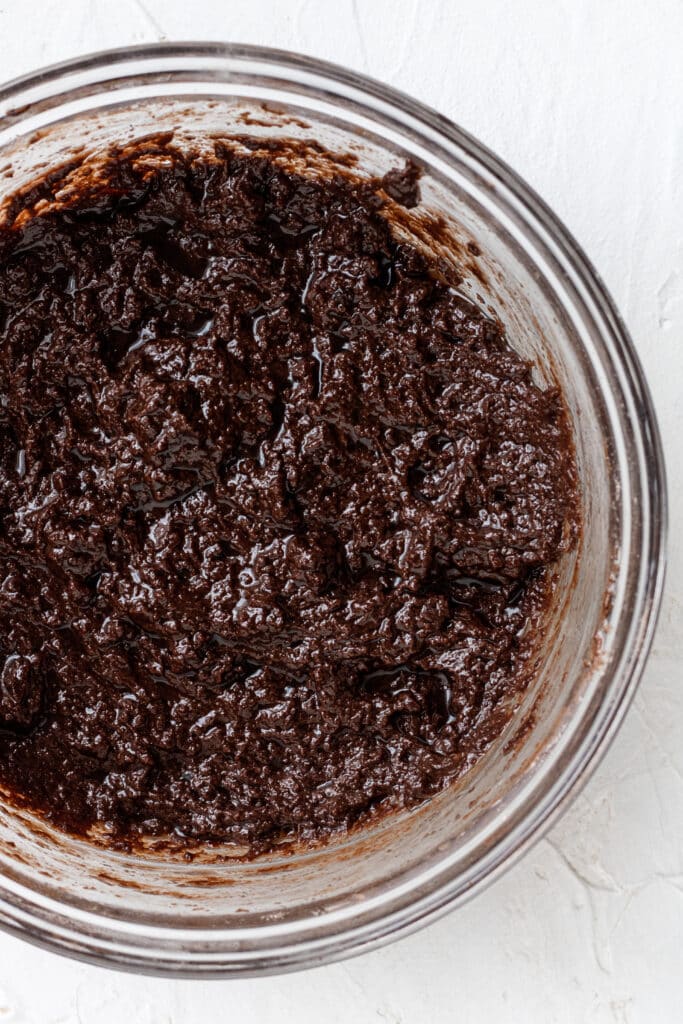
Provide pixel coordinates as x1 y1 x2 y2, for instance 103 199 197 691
0 43 666 976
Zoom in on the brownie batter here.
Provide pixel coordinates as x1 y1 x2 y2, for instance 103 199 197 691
0 138 578 851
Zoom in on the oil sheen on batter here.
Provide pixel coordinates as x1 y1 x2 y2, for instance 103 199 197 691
0 138 578 851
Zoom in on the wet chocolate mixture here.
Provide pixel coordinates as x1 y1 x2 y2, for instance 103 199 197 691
0 138 578 851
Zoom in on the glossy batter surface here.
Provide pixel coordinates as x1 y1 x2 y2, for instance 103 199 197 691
0 140 578 850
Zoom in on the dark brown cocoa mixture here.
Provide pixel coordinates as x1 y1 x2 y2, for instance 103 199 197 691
0 139 578 851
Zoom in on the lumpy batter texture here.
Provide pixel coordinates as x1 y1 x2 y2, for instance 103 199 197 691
0 138 577 850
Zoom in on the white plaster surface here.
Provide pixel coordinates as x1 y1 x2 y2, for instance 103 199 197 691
0 0 680 1019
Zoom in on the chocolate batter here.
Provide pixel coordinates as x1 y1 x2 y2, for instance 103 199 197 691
0 138 578 851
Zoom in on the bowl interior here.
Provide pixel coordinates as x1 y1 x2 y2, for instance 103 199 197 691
0 62 648 974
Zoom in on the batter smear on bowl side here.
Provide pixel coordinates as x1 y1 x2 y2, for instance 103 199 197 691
0 138 578 851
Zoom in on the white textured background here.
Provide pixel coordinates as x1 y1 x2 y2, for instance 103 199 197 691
0 1 681 1020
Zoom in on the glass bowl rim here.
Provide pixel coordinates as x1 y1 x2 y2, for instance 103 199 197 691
0 41 668 977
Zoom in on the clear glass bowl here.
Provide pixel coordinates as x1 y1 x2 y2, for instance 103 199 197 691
0 43 666 976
